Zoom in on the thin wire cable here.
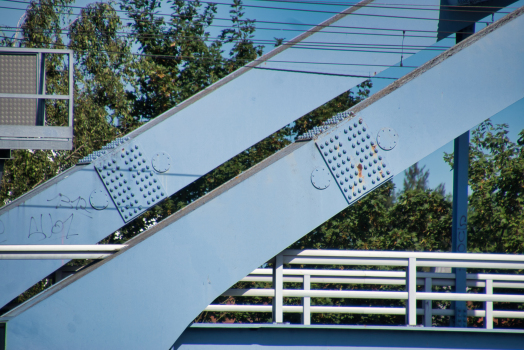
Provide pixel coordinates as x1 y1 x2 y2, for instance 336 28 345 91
0 1 498 27
1 0 512 17
0 5 479 37
0 27 453 51
1 35 431 72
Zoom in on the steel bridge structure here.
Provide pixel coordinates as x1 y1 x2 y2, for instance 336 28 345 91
1 0 524 349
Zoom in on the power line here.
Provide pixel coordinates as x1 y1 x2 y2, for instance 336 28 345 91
0 4 480 37
1 35 427 71
0 27 452 51
0 0 499 29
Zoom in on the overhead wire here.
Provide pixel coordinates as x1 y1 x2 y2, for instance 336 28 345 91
0 27 453 52
0 0 501 29
0 34 424 74
0 4 482 37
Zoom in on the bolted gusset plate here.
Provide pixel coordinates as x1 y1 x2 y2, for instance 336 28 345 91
315 117 393 204
94 142 167 222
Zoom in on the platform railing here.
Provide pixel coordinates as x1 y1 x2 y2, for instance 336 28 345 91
205 250 524 328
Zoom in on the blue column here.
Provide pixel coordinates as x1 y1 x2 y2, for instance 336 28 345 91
452 131 469 327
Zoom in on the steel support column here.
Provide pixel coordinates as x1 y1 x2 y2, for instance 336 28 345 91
451 131 470 327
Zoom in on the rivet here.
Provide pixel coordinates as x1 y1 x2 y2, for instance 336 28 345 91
330 138 334 143
135 145 139 149
345 177 348 182
135 200 138 203
157 185 160 189
348 195 352 200
147 201 150 205
336 174 340 178
143 194 147 198
368 173 371 177
382 163 387 168
372 180 375 184
344 129 348 134
126 151 129 155
358 119 362 124
154 179 157 183
356 151 359 155
378 156 383 160
339 142 342 147
349 126 352 131
342 160 346 165
357 140 360 145
360 158 364 162
354 181 357 186
378 166 382 170
332 166 336 171
329 149 333 153
121 154 125 158
358 130 362 135
339 181 343 185
131 193 135 197
354 123 357 127
377 176 380 181
365 155 368 160
333 156 337 161
353 191 356 196
358 188 362 193
364 165 367 170
324 152 328 156
344 188 348 192
387 170 391 175
320 145 324 149
348 137 352 141
325 141 329 146
373 169 376 174
359 178 363 183
335 135 339 140
363 127 367 131
350 174 353 179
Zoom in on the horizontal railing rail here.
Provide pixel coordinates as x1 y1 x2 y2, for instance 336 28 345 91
205 249 524 329
0 245 126 260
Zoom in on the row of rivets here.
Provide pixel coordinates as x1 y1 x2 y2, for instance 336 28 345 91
315 118 393 202
95 142 167 222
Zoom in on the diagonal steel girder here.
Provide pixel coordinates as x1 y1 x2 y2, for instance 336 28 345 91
4 6 524 349
0 0 476 309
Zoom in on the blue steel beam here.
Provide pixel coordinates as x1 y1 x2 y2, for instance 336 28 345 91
0 0 457 309
4 7 524 349
174 323 524 349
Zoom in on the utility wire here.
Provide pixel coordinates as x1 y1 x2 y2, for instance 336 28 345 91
0 27 453 51
0 4 479 37
0 35 426 72
0 1 498 26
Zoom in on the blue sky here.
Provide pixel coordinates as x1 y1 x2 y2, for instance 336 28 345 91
1 0 523 194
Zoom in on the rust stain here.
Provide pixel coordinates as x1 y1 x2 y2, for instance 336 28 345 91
357 163 363 178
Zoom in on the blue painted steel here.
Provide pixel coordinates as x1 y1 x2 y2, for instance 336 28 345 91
174 324 524 349
315 118 393 202
0 0 450 309
5 8 524 349
94 141 167 222
452 131 470 327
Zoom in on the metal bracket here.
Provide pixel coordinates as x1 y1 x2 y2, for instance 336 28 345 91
94 142 167 222
315 117 393 203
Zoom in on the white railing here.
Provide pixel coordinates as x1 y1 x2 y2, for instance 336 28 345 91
0 245 126 260
205 250 524 328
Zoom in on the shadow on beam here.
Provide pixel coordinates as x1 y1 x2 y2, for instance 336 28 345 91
173 324 524 350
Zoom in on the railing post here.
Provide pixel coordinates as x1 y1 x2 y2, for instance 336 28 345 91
272 253 284 323
302 274 311 325
423 277 432 327
485 279 493 329
407 257 417 326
